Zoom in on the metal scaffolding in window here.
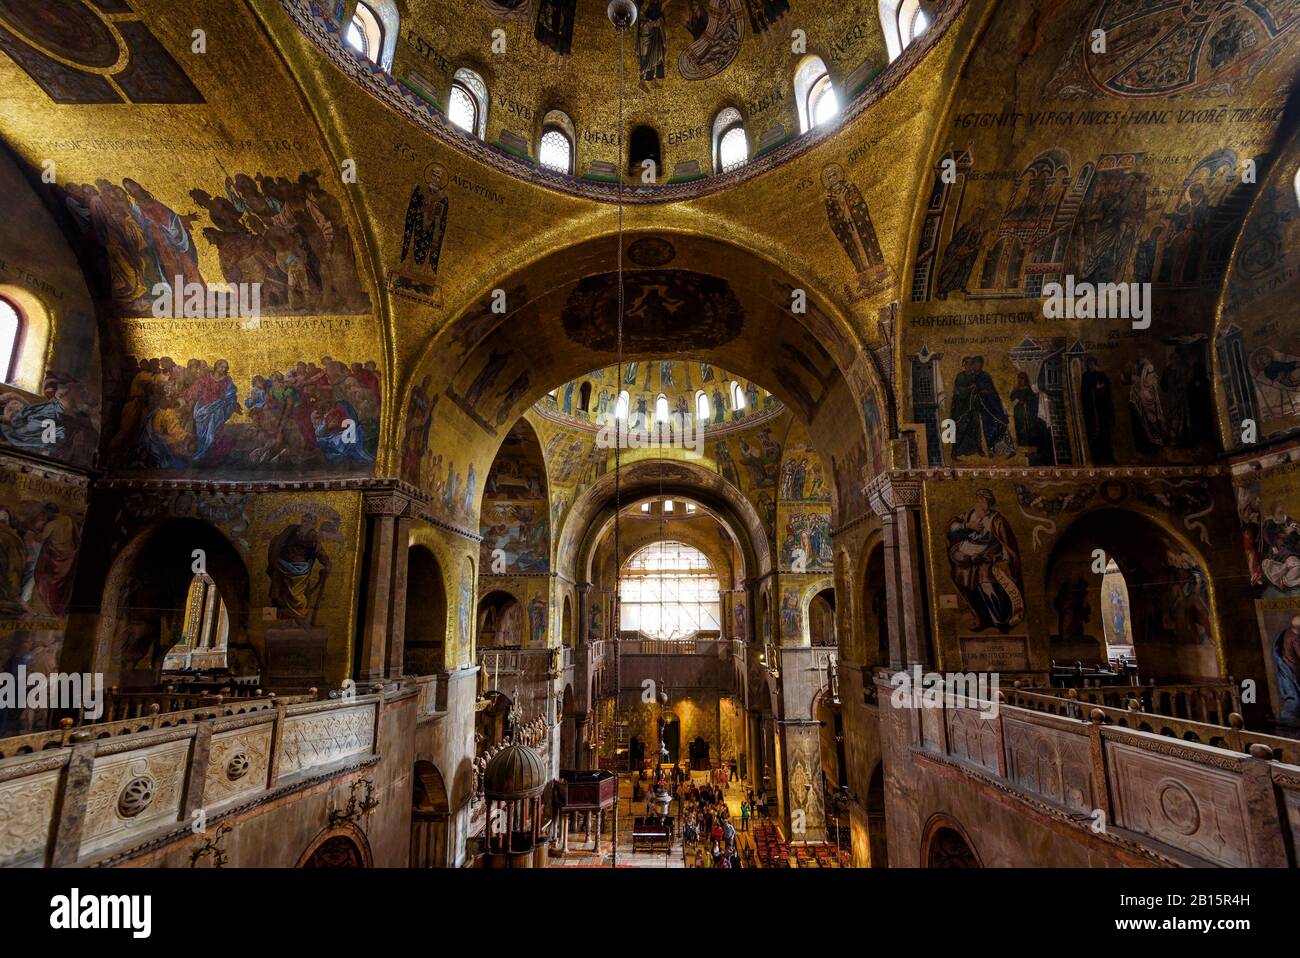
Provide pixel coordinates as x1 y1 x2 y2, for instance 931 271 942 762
619 540 721 639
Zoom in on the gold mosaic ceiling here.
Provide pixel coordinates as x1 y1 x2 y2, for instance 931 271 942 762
342 0 906 191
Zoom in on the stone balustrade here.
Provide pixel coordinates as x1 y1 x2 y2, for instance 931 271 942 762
889 674 1300 867
1002 686 1299 765
0 692 314 760
0 691 385 868
1027 682 1242 727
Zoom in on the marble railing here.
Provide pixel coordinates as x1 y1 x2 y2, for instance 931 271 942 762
0 693 314 761
1001 687 1299 765
1023 682 1242 727
620 638 730 656
893 676 1300 867
0 692 384 867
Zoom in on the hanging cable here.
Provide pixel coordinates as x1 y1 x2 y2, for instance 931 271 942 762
606 0 636 868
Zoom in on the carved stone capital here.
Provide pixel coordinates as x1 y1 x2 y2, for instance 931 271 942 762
363 490 413 517
866 473 923 517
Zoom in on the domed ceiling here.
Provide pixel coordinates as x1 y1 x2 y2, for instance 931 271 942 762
535 360 783 433
285 0 956 199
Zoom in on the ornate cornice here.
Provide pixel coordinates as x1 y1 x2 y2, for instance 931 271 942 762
862 463 1224 518
1228 437 1300 480
93 474 429 498
0 449 93 491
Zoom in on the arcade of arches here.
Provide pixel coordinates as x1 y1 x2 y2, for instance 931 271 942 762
0 0 1299 871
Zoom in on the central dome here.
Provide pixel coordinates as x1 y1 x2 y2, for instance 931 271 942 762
288 0 954 199
535 360 782 435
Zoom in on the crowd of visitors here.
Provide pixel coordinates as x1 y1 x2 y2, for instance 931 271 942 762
680 782 742 868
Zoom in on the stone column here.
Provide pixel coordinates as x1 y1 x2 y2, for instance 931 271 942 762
868 475 928 669
357 514 394 682
359 490 416 682
386 516 412 677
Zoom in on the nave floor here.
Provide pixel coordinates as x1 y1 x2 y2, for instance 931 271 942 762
547 772 755 869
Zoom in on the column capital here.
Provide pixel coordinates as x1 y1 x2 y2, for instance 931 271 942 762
866 472 924 517
363 489 417 517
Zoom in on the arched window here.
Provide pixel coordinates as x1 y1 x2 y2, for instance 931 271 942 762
729 380 746 411
539 109 575 174
0 297 22 385
712 107 748 173
579 381 592 412
449 68 488 138
343 0 397 71
655 393 670 423
881 0 930 62
794 55 838 133
695 389 710 422
628 125 661 179
1294 167 1300 208
620 540 721 638
615 390 630 421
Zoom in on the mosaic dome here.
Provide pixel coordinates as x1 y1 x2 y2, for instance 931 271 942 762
535 360 783 434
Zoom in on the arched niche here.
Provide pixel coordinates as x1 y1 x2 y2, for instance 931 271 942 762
297 823 373 868
477 589 524 649
411 759 450 868
1043 508 1222 683
804 582 836 647
861 541 891 668
404 545 447 674
921 815 981 868
93 518 251 688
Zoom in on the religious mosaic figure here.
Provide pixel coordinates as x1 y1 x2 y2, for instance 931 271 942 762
934 209 984 299
527 594 547 646
401 376 435 484
780 590 800 639
950 356 1014 459
677 0 745 81
1079 357 1115 464
1274 614 1300 725
534 0 577 53
1010 372 1055 466
267 514 332 626
1249 344 1300 420
946 489 1024 633
1260 500 1300 593
400 163 449 280
743 0 788 36
1064 167 1148 285
1123 356 1166 452
114 355 379 474
823 164 885 281
637 0 669 90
